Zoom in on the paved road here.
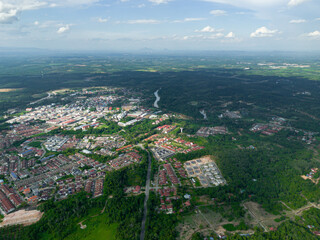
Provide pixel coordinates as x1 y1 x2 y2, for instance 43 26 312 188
30 92 52 105
140 151 152 240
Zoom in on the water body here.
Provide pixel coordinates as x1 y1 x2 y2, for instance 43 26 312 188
200 110 207 120
154 89 160 108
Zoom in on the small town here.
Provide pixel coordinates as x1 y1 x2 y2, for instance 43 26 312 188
0 85 319 240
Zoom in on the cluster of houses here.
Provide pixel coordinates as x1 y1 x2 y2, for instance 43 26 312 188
163 164 180 185
184 158 226 187
7 93 122 131
173 138 205 153
157 159 186 186
152 147 175 161
57 175 105 199
157 187 177 214
156 187 191 214
156 125 176 134
153 137 204 158
143 134 159 142
302 168 319 184
0 124 47 151
173 161 187 178
219 110 242 119
196 126 228 137
298 131 318 145
151 115 169 125
77 135 126 152
0 155 19 176
19 147 44 158
0 88 153 215
250 117 286 136
250 123 284 136
0 124 43 149
0 184 23 214
44 135 69 151
124 185 142 195
158 169 168 185
4 152 110 207
70 153 110 171
10 124 44 138
108 151 142 170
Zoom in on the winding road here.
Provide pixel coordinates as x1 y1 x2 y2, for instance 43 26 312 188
30 92 52 105
140 151 152 240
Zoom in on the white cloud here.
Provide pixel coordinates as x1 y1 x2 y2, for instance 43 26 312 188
250 26 278 38
127 19 160 24
35 20 59 29
173 17 205 23
225 32 235 38
210 10 227 16
202 0 287 9
289 19 306 23
148 0 171 4
0 0 101 24
97 17 108 23
182 33 224 40
34 20 39 25
0 0 47 24
0 4 18 23
307 30 320 37
50 0 100 7
206 33 224 39
288 0 310 7
202 0 311 12
196 26 217 33
57 25 70 34
184 17 205 22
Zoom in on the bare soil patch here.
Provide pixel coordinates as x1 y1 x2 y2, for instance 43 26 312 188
0 88 22 93
0 210 43 227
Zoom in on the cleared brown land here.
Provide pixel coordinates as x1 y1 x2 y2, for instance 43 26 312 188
0 88 22 93
0 210 43 227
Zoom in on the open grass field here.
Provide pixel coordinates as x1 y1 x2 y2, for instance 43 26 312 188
65 214 118 240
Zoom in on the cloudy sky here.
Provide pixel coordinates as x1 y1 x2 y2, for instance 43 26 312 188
0 0 319 51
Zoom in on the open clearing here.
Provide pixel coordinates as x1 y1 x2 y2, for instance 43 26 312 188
243 201 281 231
0 88 22 92
65 214 117 240
177 207 253 240
0 210 43 227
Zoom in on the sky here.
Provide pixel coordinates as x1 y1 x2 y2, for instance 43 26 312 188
0 0 319 51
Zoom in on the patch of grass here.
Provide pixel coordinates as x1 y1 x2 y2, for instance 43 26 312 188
65 214 118 240
29 141 42 148
195 178 201 187
274 215 287 222
223 221 248 231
